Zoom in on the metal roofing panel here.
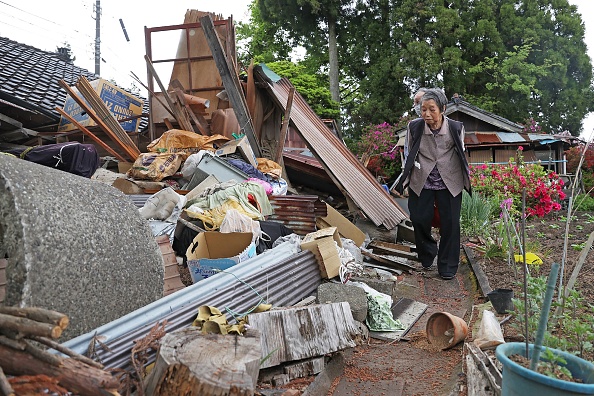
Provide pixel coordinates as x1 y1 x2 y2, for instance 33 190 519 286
260 76 407 229
62 244 321 370
474 132 501 144
496 132 527 143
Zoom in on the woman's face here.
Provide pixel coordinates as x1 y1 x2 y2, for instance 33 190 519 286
421 99 443 129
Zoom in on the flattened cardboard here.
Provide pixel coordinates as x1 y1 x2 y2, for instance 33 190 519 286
215 136 258 168
301 227 341 279
317 204 366 247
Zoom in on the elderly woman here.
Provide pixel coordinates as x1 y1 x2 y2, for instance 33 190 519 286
395 88 471 280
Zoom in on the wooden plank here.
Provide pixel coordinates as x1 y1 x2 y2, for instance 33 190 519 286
248 302 358 369
200 14 261 157
368 239 413 253
156 236 185 297
362 250 416 273
369 298 427 341
283 357 325 380
463 244 492 296
0 259 6 304
275 87 295 163
465 343 502 396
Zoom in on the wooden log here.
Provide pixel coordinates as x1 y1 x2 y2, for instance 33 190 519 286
143 327 261 396
0 313 61 339
29 336 103 369
0 306 69 330
0 344 119 396
0 366 15 396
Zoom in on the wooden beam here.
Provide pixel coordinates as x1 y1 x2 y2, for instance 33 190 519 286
275 87 295 163
463 244 492 296
55 107 128 163
199 14 261 157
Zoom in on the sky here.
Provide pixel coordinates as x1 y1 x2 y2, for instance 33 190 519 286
0 0 593 139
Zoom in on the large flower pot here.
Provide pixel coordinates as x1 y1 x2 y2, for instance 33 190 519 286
496 342 594 395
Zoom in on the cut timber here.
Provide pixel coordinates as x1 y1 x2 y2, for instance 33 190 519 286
0 344 119 396
368 240 416 257
362 250 416 273
284 357 325 380
0 306 68 329
248 302 358 369
369 298 427 342
0 313 62 339
143 327 261 396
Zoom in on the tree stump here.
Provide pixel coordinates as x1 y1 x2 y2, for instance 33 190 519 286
144 327 261 396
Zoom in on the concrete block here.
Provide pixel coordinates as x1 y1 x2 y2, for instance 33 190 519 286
317 283 367 322
0 155 164 340
350 277 395 297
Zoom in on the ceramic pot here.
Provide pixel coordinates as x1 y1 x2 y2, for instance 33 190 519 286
426 312 468 350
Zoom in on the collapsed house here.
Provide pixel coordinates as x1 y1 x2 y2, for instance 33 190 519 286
0 10 426 395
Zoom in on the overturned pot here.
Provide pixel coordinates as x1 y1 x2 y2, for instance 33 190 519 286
426 312 468 350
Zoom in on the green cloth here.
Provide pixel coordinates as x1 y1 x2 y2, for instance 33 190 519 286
365 294 405 332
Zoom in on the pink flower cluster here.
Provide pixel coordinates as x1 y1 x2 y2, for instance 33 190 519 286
470 156 565 218
355 122 400 179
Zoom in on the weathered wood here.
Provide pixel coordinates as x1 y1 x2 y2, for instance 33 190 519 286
0 335 25 350
368 240 413 253
463 245 492 296
248 302 358 369
465 343 501 396
0 313 62 339
0 366 14 396
0 306 69 330
29 336 103 369
361 250 416 273
23 340 62 367
200 14 261 157
275 87 295 163
171 79 211 135
0 344 119 396
284 357 325 380
55 107 128 163
143 327 261 396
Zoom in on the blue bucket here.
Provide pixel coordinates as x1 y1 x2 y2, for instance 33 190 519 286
496 342 594 395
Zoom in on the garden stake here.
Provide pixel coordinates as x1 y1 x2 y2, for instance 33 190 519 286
522 187 529 357
529 262 560 371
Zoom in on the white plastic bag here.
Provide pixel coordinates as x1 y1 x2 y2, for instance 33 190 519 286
220 209 262 244
473 310 505 350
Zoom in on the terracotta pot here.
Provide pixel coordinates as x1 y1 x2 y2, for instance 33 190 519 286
426 312 468 350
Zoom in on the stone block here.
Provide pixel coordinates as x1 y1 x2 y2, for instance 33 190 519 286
0 155 164 340
317 283 367 322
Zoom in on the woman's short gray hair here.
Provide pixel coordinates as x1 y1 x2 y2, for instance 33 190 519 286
421 88 448 112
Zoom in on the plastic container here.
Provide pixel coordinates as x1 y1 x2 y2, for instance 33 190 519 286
496 342 594 395
487 288 515 314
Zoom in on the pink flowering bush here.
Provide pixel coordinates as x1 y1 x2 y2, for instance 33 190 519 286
470 150 566 218
355 122 400 180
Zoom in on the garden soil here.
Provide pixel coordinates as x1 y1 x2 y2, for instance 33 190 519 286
253 210 594 396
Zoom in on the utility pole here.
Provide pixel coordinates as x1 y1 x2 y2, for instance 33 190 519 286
93 0 101 75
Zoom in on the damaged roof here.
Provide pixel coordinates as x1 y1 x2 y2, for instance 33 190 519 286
255 67 408 230
0 36 99 128
445 100 524 133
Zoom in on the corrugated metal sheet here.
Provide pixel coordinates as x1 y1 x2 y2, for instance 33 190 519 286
62 244 321 370
495 132 526 143
268 195 326 235
474 132 501 144
259 76 407 229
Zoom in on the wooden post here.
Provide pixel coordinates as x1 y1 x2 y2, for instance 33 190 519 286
275 87 295 163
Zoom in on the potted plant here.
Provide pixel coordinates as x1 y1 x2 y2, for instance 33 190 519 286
495 263 594 395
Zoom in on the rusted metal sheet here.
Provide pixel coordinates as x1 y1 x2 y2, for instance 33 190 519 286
257 74 408 230
474 132 501 144
268 195 326 235
62 245 321 371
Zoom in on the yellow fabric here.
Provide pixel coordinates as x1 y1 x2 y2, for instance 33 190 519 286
257 158 282 179
192 305 251 335
147 129 229 157
185 197 260 230
514 252 543 265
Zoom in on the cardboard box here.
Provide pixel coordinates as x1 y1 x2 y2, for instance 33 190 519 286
317 204 366 247
58 78 144 132
186 232 256 283
301 227 342 279
215 136 258 168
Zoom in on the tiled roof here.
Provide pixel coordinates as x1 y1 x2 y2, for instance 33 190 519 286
0 36 99 119
0 36 148 131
